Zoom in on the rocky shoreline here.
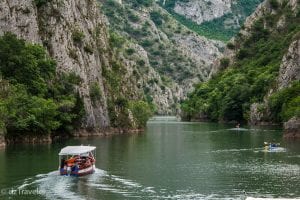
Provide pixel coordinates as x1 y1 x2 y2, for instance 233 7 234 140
284 117 300 139
0 134 5 149
1 128 144 148
72 128 143 137
184 118 300 140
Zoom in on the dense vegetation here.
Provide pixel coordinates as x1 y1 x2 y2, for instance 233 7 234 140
159 0 263 41
0 33 84 138
100 0 207 114
182 1 300 123
104 31 154 130
269 81 300 122
101 0 199 84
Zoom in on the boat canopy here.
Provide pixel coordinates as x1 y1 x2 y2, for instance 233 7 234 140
59 146 96 156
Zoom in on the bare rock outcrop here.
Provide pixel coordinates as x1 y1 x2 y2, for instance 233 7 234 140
0 133 5 148
284 117 300 138
174 0 232 24
102 2 225 114
277 39 300 90
0 0 119 130
242 0 300 127
242 0 299 36
250 103 266 125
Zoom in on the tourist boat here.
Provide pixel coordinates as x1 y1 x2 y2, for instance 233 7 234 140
58 145 96 176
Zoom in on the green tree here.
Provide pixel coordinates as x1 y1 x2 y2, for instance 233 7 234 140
0 33 55 96
0 33 85 137
129 100 153 128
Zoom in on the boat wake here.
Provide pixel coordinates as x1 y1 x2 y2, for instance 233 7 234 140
10 168 250 200
254 147 287 153
209 148 259 153
227 128 249 131
209 147 287 154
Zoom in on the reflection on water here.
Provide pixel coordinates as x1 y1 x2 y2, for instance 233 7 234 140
0 118 299 199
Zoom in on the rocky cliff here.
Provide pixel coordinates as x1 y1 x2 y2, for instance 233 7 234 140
284 117 300 138
174 0 233 25
101 0 224 114
181 0 300 131
160 0 263 40
0 0 147 131
0 133 5 148
277 39 300 90
238 0 300 137
245 0 300 127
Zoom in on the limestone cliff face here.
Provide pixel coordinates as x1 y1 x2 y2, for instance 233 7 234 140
168 0 263 31
249 39 300 126
120 41 184 115
174 0 232 24
261 0 300 91
242 0 298 35
277 40 300 90
0 133 5 148
101 1 224 114
279 39 300 137
241 0 300 126
284 117 300 138
249 39 300 125
0 0 141 130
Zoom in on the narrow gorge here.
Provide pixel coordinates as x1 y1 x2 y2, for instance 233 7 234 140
0 0 298 145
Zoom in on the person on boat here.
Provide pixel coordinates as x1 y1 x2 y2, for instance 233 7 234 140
88 152 96 163
270 140 280 148
60 158 66 169
270 143 279 148
66 155 79 166
264 142 279 149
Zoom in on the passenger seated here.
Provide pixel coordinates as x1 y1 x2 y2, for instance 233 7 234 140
60 158 65 169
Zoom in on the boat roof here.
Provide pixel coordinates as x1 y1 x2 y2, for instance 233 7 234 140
59 146 96 155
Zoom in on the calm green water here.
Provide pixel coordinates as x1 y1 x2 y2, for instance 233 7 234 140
0 117 299 199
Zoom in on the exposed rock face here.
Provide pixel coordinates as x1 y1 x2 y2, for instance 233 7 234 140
0 0 135 129
277 39 300 90
249 38 300 125
5 134 52 144
174 34 224 71
174 0 232 24
242 0 298 35
0 133 5 148
284 117 300 138
0 0 41 42
242 0 300 127
101 1 225 114
241 0 270 34
250 103 266 125
122 42 185 115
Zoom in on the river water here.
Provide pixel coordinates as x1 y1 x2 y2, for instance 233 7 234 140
0 117 299 199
